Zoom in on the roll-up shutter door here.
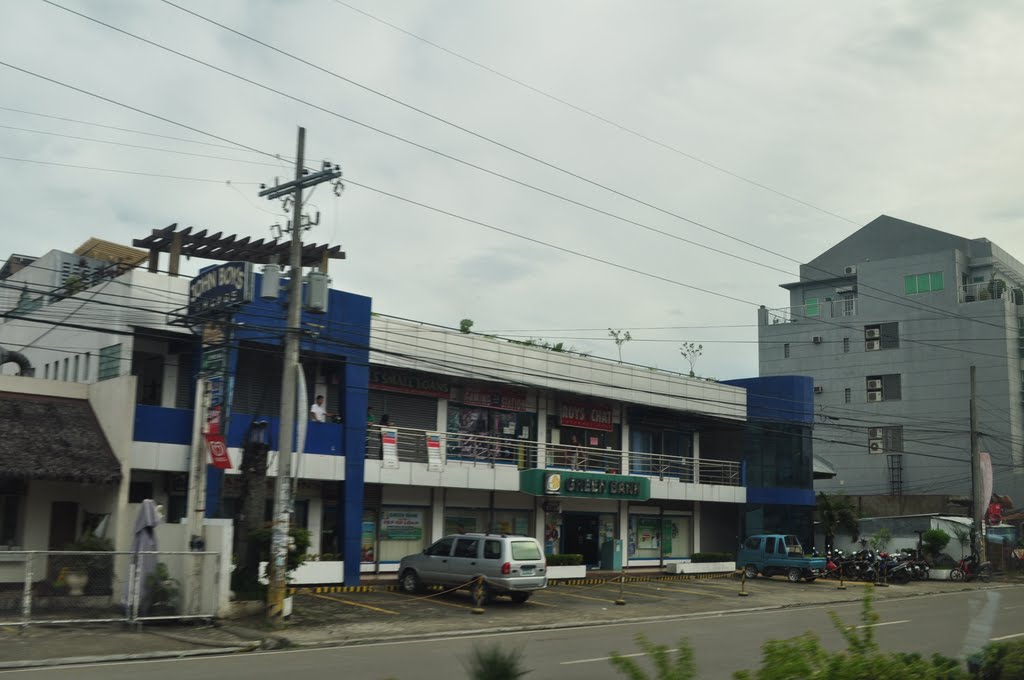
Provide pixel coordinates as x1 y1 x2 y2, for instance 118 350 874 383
233 349 283 417
368 391 438 431
174 352 194 409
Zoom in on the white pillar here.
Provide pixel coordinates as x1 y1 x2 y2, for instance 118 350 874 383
436 399 447 433
307 496 323 555
536 392 547 468
692 431 701 483
693 501 702 553
431 488 445 542
619 501 630 566
620 403 630 474
534 497 546 543
161 355 179 407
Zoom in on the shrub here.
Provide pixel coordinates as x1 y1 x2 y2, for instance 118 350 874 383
610 635 696 679
922 529 951 563
691 552 734 563
972 639 1024 679
463 644 529 680
733 594 967 679
546 554 583 566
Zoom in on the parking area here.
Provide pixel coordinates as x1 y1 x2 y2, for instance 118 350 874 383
284 573 961 640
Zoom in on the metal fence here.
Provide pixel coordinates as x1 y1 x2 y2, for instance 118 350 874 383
365 426 743 486
0 550 219 628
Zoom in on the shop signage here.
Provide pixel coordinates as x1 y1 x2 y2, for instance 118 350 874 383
519 469 650 501
461 385 528 412
381 428 399 469
381 510 423 540
188 261 253 316
204 433 232 469
426 432 444 471
559 401 614 431
369 367 450 398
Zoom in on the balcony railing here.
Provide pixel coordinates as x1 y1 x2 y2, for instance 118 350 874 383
960 282 1023 305
365 426 742 486
765 298 857 324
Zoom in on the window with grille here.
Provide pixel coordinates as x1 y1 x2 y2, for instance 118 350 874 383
844 388 851 404
783 343 790 358
843 338 850 353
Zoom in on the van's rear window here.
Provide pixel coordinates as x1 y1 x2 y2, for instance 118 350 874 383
511 541 542 560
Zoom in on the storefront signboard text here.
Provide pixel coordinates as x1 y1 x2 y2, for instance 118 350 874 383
381 510 423 540
370 367 450 398
461 385 528 412
559 401 614 431
519 469 650 501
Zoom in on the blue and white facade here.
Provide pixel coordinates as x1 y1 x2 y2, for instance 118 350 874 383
1 244 819 583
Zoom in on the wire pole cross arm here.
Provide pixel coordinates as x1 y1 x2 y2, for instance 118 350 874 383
259 162 341 202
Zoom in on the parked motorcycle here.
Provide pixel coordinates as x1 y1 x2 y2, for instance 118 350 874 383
951 553 993 583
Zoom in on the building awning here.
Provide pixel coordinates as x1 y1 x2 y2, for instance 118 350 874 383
0 392 122 484
813 454 837 479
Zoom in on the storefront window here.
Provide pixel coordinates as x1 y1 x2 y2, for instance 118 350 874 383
444 509 531 536
628 515 691 559
447 404 535 467
378 507 427 562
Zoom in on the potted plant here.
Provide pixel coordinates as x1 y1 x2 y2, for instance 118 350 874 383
65 533 114 595
144 562 181 615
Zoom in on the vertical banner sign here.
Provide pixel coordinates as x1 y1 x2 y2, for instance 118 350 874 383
426 432 444 471
381 427 399 469
980 452 993 511
205 433 232 469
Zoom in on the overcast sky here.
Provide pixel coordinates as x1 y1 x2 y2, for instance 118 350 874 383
2 1 1022 379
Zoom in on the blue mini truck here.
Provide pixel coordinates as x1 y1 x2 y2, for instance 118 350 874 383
737 534 826 582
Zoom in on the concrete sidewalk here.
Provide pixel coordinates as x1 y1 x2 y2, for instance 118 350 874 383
1 577 1019 669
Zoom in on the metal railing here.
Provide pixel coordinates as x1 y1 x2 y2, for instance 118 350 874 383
365 426 743 486
0 550 219 628
766 299 857 324
960 282 1022 304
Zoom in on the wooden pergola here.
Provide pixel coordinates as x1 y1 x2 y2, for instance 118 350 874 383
133 223 345 276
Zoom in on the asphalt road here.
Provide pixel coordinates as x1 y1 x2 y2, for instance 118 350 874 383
3 586 1022 680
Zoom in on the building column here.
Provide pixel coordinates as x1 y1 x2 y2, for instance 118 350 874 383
535 392 547 469
692 431 701 484
307 496 323 555
431 487 445 542
620 403 630 475
693 501 702 553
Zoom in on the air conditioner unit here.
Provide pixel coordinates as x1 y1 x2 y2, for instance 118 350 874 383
844 265 857 275
865 328 881 339
812 336 824 344
868 427 884 439
866 379 883 390
814 386 824 394
867 391 884 402
865 340 881 351
868 439 884 454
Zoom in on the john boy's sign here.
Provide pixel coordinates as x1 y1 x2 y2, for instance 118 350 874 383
519 469 650 501
188 262 253 316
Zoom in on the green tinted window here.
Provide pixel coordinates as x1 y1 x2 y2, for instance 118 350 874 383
916 273 931 293
904 275 917 295
805 298 820 316
930 271 943 291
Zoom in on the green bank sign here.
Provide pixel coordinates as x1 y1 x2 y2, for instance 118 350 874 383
519 469 650 501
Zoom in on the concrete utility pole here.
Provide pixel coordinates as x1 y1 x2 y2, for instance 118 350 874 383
260 128 340 627
969 366 986 561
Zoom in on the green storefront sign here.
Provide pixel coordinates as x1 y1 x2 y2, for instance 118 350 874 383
519 469 650 501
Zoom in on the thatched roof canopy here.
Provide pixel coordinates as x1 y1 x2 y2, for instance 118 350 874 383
0 392 121 484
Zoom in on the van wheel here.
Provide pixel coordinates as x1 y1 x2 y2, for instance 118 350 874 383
510 592 531 604
400 570 423 594
787 568 802 583
743 564 758 579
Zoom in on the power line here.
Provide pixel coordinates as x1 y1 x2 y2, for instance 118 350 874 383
159 0 1024 340
328 0 860 228
0 154 261 184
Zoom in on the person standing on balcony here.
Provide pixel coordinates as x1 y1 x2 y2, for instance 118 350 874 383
310 395 333 423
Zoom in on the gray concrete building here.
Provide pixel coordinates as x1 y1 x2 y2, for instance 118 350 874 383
758 215 1024 515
